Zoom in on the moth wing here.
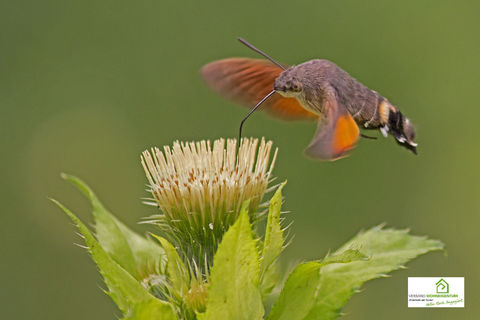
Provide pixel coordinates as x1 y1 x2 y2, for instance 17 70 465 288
201 58 318 121
305 88 360 160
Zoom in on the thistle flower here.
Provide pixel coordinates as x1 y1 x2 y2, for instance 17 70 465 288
56 136 444 320
141 137 277 271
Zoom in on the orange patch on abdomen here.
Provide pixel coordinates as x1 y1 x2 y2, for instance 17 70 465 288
379 100 392 125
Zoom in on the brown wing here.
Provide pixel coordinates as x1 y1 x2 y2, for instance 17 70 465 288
304 86 360 160
201 58 318 121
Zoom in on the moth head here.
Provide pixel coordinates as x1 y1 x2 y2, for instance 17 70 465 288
274 70 303 97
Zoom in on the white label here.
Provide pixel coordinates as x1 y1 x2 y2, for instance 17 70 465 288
408 277 464 308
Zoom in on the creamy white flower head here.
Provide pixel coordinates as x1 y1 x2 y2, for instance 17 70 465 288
141 138 277 264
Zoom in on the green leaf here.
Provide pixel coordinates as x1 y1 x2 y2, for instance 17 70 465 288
267 262 321 320
151 235 189 297
52 199 176 319
62 173 166 279
267 249 365 320
321 249 368 265
268 225 443 320
306 226 443 320
260 182 286 298
118 223 167 276
201 204 264 320
122 300 177 320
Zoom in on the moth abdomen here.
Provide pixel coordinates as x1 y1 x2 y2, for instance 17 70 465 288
383 105 418 154
347 85 383 128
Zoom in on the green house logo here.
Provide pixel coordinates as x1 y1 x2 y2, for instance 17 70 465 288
436 278 449 293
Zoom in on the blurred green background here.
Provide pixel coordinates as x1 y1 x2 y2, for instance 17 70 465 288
1 0 478 319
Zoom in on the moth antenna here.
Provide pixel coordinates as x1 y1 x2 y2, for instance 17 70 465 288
238 90 276 143
238 37 286 70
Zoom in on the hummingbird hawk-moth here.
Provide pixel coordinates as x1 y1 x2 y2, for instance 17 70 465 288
201 38 418 160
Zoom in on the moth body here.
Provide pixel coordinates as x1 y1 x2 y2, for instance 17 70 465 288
201 39 418 160
274 59 417 153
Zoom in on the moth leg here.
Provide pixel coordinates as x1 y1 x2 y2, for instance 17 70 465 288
360 133 377 140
